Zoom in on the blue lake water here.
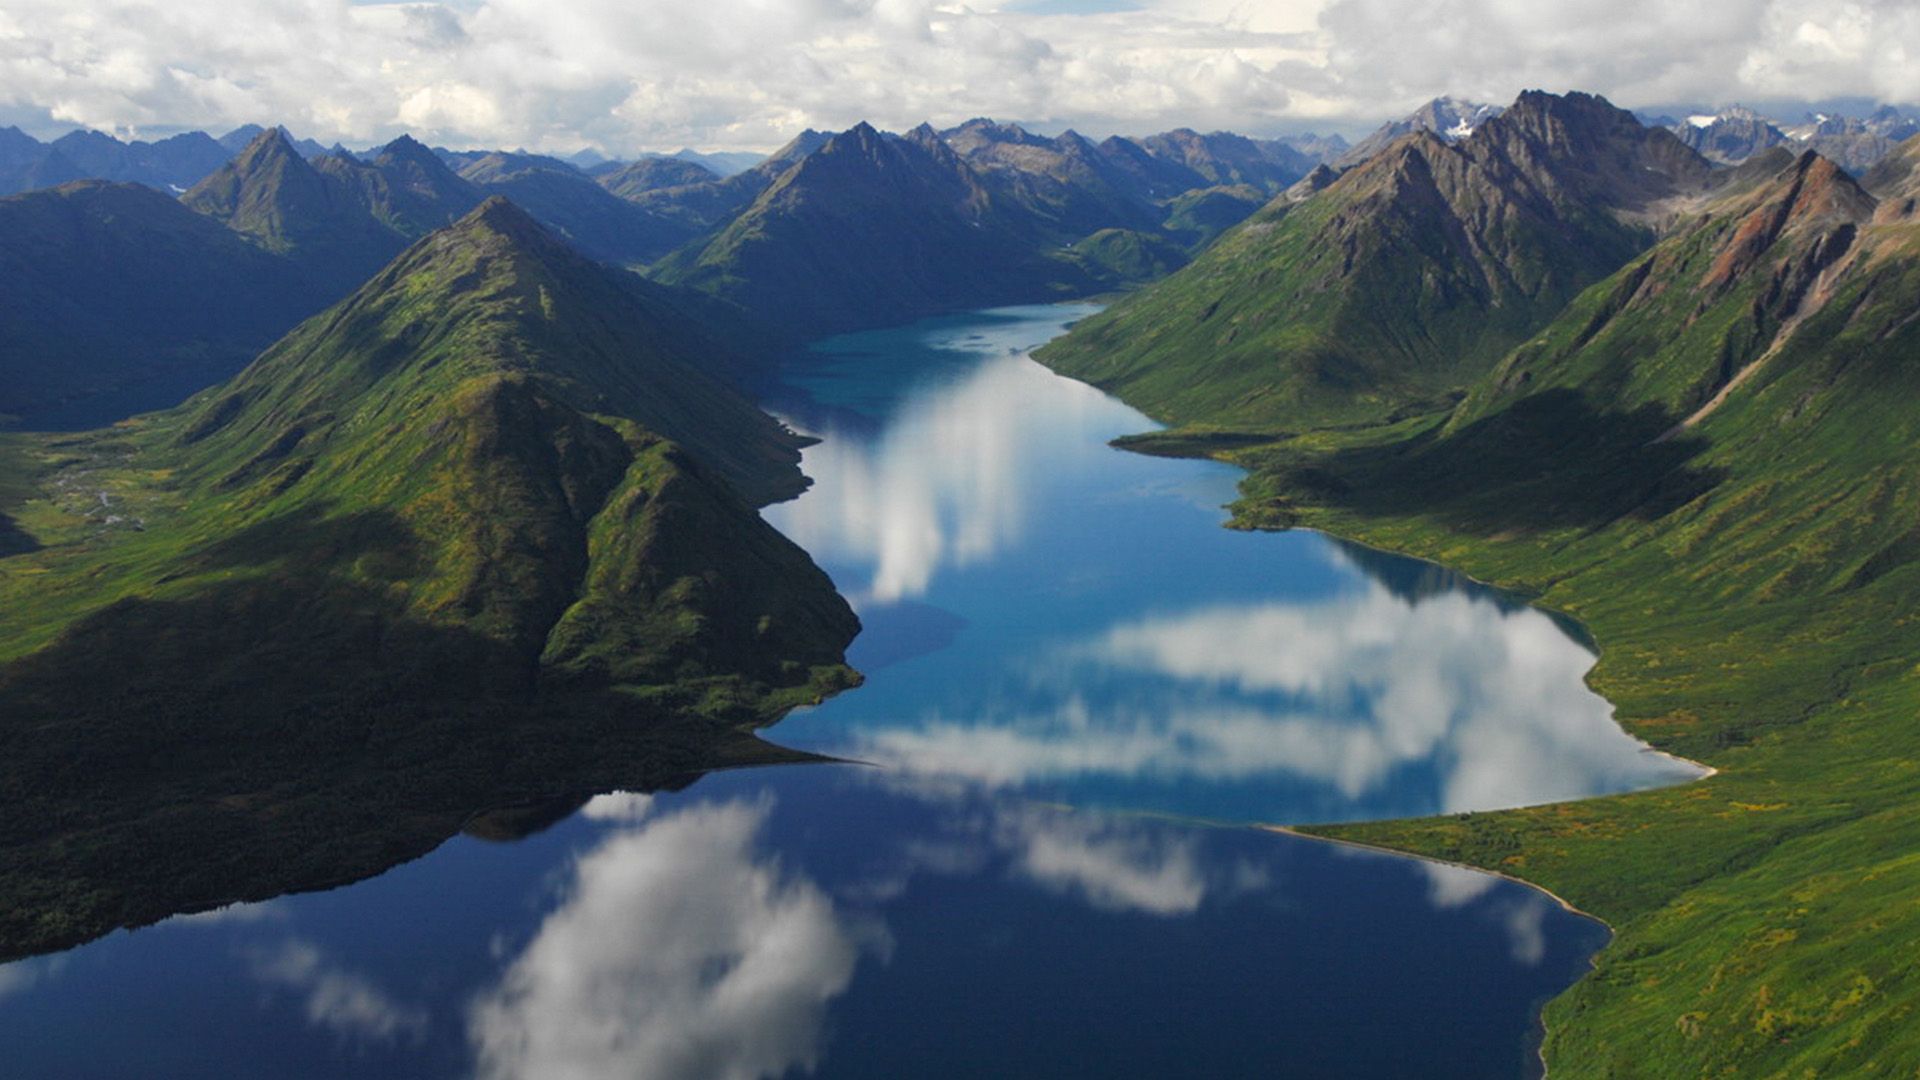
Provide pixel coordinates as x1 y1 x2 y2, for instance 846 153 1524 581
0 305 1702 1078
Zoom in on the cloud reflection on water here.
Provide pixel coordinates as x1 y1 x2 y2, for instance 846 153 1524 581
247 939 429 1044
469 799 874 1080
849 580 1704 819
773 349 1123 602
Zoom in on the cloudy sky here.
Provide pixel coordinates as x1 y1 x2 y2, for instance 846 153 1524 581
1 0 1915 153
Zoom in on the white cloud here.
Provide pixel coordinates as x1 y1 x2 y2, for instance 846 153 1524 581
469 799 874 1080
248 939 430 1043
1 0 1910 153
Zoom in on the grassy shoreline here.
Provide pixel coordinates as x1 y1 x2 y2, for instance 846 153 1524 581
1116 425 1920 1077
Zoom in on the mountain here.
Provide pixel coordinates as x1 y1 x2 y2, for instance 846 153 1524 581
667 147 767 176
565 147 611 169
616 130 831 237
456 151 690 264
1673 106 1789 164
0 181 324 424
1038 91 1713 429
1261 131 1350 164
653 122 1105 338
0 199 859 956
1448 149 1876 450
48 128 232 191
1157 183 1270 248
1336 96 1504 166
594 155 720 199
0 127 81 194
1861 132 1920 213
313 134 485 237
1639 105 1920 171
1040 104 1920 1074
1274 146 1920 1077
1094 134 1213 199
183 127 410 296
1786 106 1920 173
218 124 331 159
941 119 1168 235
1135 127 1310 190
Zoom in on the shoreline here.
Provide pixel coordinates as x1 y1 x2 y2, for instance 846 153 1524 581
1093 425 1730 1079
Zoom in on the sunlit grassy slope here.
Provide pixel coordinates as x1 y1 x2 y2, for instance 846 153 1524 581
1052 137 1920 1076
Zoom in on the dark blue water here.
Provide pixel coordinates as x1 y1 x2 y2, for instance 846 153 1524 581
0 305 1699 1078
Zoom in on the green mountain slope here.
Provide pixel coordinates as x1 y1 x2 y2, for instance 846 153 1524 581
0 198 859 958
1088 136 1920 1075
0 181 324 423
1038 91 1714 429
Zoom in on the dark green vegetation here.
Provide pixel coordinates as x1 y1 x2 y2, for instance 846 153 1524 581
0 181 324 423
0 199 859 961
1042 89 1920 1076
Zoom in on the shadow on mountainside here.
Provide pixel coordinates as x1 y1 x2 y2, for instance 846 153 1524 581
0 507 825 964
0 512 36 557
1244 389 1726 536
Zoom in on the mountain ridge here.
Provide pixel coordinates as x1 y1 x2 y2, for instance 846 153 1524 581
0 199 860 957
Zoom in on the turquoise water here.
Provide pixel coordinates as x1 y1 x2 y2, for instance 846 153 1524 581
0 305 1701 1078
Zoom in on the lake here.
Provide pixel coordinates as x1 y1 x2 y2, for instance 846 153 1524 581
0 304 1701 1078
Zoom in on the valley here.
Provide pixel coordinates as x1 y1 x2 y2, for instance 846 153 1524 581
2 74 1918 1077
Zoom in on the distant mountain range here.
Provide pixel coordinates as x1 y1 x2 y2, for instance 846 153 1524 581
1661 104 1920 171
0 116 1357 420
0 119 1349 199
3 97 1911 426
